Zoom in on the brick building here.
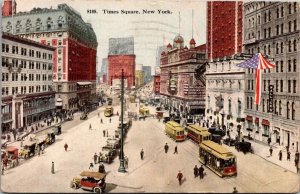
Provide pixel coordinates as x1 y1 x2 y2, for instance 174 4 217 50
153 75 160 94
207 1 243 60
108 37 135 89
2 3 98 111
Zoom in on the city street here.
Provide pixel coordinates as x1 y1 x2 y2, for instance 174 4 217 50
1 98 299 193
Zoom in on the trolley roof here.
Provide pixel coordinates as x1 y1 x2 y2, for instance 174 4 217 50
105 106 113 109
187 125 208 133
200 140 235 160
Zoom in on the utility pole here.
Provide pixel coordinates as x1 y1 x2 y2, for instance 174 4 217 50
118 69 126 173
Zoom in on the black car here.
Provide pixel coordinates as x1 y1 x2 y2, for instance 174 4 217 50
208 127 226 137
163 117 170 123
156 107 162 111
211 134 222 144
223 138 237 146
174 117 181 124
235 140 252 154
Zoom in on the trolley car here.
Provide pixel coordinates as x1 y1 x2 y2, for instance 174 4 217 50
165 121 185 141
104 106 114 117
199 140 237 177
186 125 211 144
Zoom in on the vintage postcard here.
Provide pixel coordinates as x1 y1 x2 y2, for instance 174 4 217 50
1 0 299 193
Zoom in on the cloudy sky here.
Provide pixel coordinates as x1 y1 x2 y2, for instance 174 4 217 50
15 0 207 74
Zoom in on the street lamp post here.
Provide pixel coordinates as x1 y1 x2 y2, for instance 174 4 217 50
118 69 126 173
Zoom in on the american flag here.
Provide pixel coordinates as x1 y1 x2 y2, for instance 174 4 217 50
237 53 275 105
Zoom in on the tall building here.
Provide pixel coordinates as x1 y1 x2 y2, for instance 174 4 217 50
160 35 206 116
156 46 167 67
243 2 300 149
2 32 55 131
142 66 152 84
100 58 108 83
153 75 160 94
2 3 98 111
207 1 243 61
108 37 135 88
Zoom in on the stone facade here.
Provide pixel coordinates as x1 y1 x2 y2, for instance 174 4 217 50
2 3 98 111
243 2 300 149
1 32 55 131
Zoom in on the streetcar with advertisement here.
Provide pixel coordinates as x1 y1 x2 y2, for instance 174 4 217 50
165 121 185 141
199 140 237 177
104 106 114 117
185 125 211 144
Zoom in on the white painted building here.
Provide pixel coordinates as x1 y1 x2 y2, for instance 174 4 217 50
1 32 55 131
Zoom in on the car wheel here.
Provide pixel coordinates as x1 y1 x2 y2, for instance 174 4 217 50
94 187 101 193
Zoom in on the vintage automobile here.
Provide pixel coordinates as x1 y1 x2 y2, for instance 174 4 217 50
211 134 222 144
208 127 226 137
70 171 107 193
80 113 88 120
235 140 253 154
98 146 118 164
106 138 120 149
53 125 62 135
20 141 37 159
163 117 170 123
46 130 56 145
139 107 150 116
223 137 237 146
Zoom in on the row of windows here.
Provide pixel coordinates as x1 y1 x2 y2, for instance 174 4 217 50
207 97 242 118
246 97 296 120
2 44 53 60
1 57 53 70
2 85 52 96
2 73 52 82
275 80 297 93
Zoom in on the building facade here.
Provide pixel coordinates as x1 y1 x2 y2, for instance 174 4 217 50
142 66 152 84
108 37 135 88
160 36 206 116
2 3 98 111
153 75 160 94
207 1 243 60
243 2 300 149
100 58 108 84
135 70 144 88
2 32 55 132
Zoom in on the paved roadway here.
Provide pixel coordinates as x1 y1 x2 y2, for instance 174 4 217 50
1 98 299 193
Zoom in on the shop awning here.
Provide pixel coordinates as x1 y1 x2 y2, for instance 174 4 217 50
77 82 92 85
255 118 259 123
246 115 253 122
262 119 270 126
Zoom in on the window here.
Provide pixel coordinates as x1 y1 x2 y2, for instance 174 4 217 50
274 100 277 114
276 25 279 35
280 60 283 72
268 27 271 37
250 97 253 110
281 24 284 34
247 97 249 109
294 40 297 51
280 80 283 92
264 28 267 38
276 61 279 72
288 80 291 93
279 101 282 115
268 11 271 21
237 100 241 118
293 80 297 93
264 12 267 22
287 102 290 119
276 8 279 18
281 6 284 17
289 3 292 14
288 21 292 32
264 80 266 91
294 59 297 72
280 42 284 53
248 80 251 90
288 40 292 52
288 60 291 72
294 20 297 31
276 80 278 92
268 44 271 55
292 102 295 120
251 80 254 90
228 99 232 115
258 15 261 24
262 99 265 112
294 2 297 13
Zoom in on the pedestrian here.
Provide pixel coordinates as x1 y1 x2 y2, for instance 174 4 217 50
103 130 105 137
164 143 169 154
89 124 92 130
193 165 198 178
174 145 178 154
106 129 109 137
204 154 208 166
232 187 238 193
287 151 291 161
269 146 273 156
198 165 204 179
64 143 68 151
109 118 112 123
89 162 94 170
296 151 300 161
98 112 100 117
279 150 282 161
177 170 183 185
140 149 144 160
37 147 41 156
125 156 129 168
94 153 98 164
101 118 103 123
51 161 55 174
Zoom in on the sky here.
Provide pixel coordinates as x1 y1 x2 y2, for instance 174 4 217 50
14 0 207 75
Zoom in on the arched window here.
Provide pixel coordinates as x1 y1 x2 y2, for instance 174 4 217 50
276 43 279 54
279 100 282 115
288 40 292 52
250 97 253 110
281 42 284 53
238 100 242 118
292 102 295 120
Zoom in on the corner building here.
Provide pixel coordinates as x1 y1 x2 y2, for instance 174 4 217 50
243 2 300 150
2 3 98 111
2 32 55 131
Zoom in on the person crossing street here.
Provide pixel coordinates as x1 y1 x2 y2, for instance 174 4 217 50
140 149 144 160
164 143 169 154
